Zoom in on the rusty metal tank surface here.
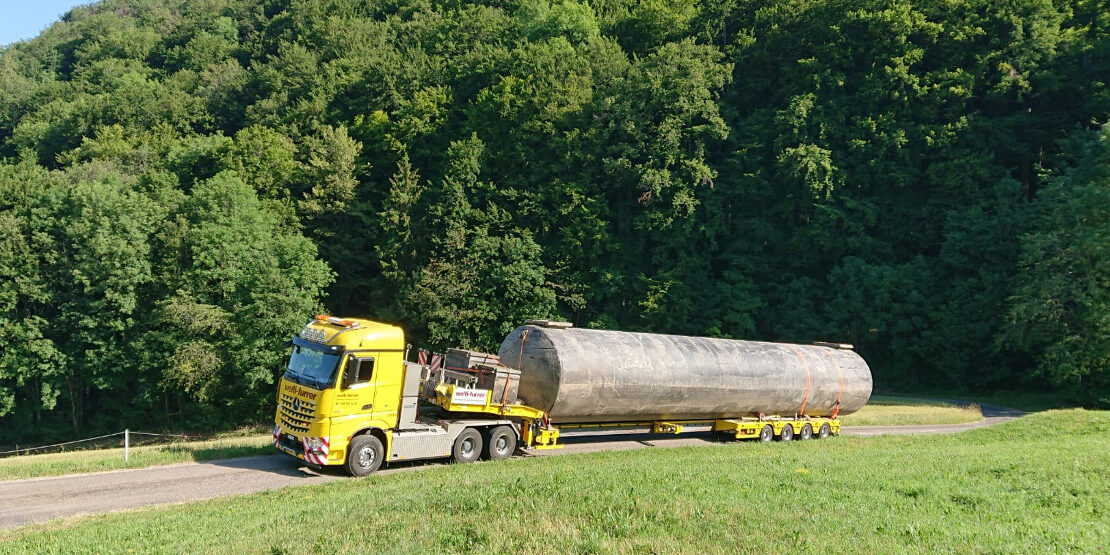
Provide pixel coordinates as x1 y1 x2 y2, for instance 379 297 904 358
498 325 872 423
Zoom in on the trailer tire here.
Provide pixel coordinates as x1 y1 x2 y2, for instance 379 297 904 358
453 428 483 464
800 424 813 440
484 426 516 461
346 435 384 477
759 425 774 442
778 424 794 441
818 423 831 439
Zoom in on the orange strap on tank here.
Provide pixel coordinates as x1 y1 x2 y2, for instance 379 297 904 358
500 369 513 409
818 348 844 419
516 329 530 368
784 345 812 416
501 330 529 411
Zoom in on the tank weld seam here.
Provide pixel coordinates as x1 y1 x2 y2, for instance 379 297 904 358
818 348 845 419
784 345 812 416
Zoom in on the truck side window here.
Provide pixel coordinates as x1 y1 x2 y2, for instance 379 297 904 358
357 358 375 382
344 356 375 388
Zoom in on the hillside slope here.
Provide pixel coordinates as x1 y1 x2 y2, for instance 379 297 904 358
0 0 1107 442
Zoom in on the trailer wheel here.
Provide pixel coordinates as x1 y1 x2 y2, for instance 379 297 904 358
484 426 516 461
778 424 794 441
800 424 813 440
818 423 831 439
759 425 774 442
346 435 384 477
453 428 483 464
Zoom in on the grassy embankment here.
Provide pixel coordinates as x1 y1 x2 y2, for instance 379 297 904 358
912 389 1071 412
0 397 979 481
839 395 984 426
1 410 1106 553
0 432 272 481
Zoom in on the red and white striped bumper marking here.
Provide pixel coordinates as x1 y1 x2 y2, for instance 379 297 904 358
272 425 281 447
301 436 330 465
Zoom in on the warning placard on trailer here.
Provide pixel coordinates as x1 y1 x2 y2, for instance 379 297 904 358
451 388 489 405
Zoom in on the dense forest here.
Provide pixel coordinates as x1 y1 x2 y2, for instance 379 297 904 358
0 0 1107 442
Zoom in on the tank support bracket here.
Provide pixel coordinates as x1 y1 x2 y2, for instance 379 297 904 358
653 422 683 434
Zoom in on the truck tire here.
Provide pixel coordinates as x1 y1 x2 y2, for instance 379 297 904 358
800 424 813 440
779 423 794 441
453 428 483 464
484 426 516 461
818 423 831 439
759 425 774 442
346 435 384 477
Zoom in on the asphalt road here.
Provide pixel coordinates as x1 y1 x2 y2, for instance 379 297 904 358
0 403 1024 531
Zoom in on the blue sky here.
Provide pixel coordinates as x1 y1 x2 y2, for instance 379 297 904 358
1 1 91 46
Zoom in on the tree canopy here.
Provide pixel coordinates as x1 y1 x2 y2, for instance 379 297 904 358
0 0 1107 442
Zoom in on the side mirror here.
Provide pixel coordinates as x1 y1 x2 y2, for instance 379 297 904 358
343 355 360 389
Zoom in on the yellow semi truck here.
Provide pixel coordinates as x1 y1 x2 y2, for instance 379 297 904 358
274 315 872 476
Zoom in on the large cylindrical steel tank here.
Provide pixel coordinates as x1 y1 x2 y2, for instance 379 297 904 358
498 324 872 423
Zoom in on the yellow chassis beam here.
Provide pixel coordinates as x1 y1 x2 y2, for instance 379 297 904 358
429 384 840 448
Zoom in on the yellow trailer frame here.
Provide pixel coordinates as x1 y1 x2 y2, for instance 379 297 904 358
431 383 561 448
430 384 840 448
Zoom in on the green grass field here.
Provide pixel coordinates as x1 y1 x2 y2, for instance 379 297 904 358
0 433 272 482
1 410 1106 553
839 395 984 426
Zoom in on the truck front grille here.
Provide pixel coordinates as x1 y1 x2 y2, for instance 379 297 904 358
279 393 316 433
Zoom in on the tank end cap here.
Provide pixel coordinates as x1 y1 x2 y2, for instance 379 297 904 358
524 319 573 329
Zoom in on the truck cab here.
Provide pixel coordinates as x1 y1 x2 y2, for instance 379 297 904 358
274 316 406 473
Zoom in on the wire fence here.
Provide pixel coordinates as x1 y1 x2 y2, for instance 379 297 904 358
0 430 201 459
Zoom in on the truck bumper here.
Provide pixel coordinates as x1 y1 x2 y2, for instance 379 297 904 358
272 424 333 465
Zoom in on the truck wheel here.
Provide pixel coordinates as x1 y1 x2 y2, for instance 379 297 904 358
800 424 813 440
779 424 794 441
484 426 516 461
818 423 831 439
346 435 384 477
453 428 483 464
759 425 774 442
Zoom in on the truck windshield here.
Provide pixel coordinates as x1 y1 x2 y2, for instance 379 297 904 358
284 339 342 390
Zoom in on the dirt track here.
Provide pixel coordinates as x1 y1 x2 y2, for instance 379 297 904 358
0 403 1024 531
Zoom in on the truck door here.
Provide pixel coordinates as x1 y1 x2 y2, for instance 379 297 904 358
342 355 377 418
